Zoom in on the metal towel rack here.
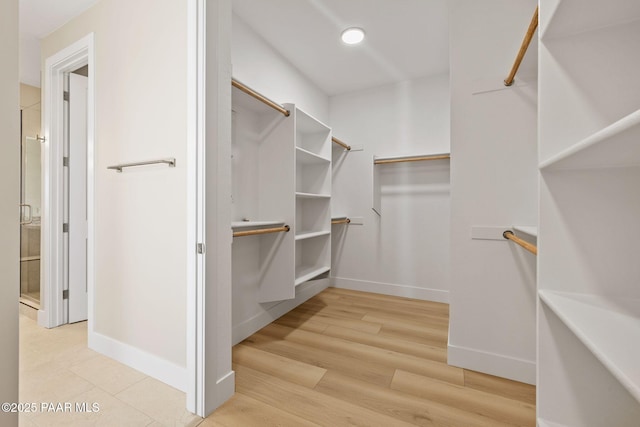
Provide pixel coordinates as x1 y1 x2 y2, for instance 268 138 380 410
107 158 176 173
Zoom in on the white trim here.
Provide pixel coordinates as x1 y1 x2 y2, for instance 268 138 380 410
330 277 450 304
186 0 204 415
232 279 330 345
447 343 536 385
41 34 95 329
89 332 187 392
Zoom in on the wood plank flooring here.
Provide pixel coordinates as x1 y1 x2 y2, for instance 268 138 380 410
201 288 535 427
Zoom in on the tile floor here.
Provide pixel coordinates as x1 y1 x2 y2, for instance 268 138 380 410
19 313 202 427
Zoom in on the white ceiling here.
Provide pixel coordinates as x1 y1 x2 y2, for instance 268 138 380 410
232 0 450 96
18 0 450 94
19 0 99 86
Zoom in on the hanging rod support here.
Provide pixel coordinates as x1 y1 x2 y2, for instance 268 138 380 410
231 78 290 117
233 225 290 238
504 6 539 86
332 137 351 151
503 230 537 255
374 154 451 165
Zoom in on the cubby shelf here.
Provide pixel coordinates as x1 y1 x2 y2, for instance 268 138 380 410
296 147 330 164
538 2 640 423
540 109 640 170
295 230 330 241
539 290 640 403
294 265 330 286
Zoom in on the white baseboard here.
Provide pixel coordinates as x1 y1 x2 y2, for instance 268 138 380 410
89 330 187 392
330 277 449 304
448 343 536 385
232 278 330 345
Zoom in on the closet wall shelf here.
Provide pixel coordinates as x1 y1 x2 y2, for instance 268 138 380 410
295 231 330 241
296 192 331 199
231 220 285 230
539 109 640 171
295 266 330 286
513 225 538 237
374 153 451 165
539 290 640 403
296 147 330 164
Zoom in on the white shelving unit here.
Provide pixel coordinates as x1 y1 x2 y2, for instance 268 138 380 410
538 1 640 425
291 104 332 287
230 88 331 306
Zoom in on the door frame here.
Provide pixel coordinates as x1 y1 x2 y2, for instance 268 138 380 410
40 34 94 329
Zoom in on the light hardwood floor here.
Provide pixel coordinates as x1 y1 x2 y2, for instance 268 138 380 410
202 288 536 427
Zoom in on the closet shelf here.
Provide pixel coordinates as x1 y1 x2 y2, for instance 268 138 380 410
540 109 640 171
20 256 40 262
231 220 285 230
539 290 640 403
296 192 331 199
296 147 330 164
513 225 537 237
540 0 640 41
295 230 330 241
295 265 330 286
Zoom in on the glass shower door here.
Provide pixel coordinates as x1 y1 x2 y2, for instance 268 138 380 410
20 132 42 308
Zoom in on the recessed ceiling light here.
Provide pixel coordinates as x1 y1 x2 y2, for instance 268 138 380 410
341 27 365 45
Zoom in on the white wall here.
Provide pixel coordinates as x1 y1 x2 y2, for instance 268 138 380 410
0 0 19 425
329 74 451 302
41 0 190 390
448 0 538 384
232 14 329 124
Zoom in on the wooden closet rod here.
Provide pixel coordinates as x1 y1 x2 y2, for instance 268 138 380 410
231 79 291 117
332 137 351 151
374 154 451 165
331 218 351 225
503 231 537 255
504 6 539 87
233 225 290 238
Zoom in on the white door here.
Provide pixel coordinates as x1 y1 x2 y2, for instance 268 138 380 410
68 73 88 323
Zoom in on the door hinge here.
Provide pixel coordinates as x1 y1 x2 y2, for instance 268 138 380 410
197 243 206 254
64 91 70 102
63 156 69 167
62 290 69 300
63 223 69 233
